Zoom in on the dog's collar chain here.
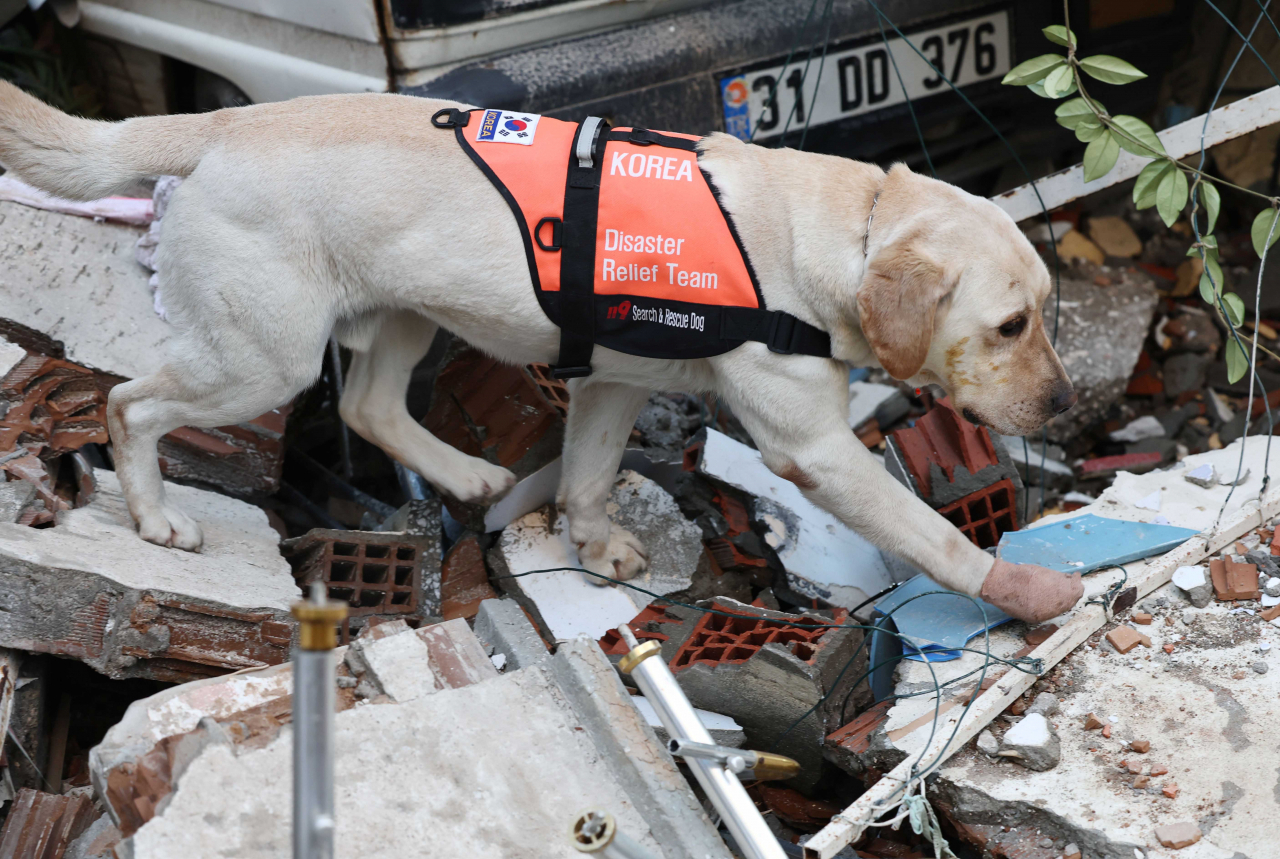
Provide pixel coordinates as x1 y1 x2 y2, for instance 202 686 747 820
862 190 880 259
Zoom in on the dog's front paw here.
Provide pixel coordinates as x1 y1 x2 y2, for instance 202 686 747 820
137 504 204 551
438 460 516 505
579 524 649 587
980 559 1082 624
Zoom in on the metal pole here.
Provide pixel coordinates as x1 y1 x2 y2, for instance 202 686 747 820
292 583 347 859
615 626 786 859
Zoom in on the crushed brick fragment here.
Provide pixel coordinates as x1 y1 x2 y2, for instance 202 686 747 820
1025 623 1059 646
1153 821 1201 849
439 536 497 621
1163 782 1180 799
1164 643 1176 654
1261 604 1280 622
1126 760 1143 774
1106 626 1144 653
1131 739 1150 753
1134 775 1150 789
1210 558 1261 601
1150 764 1168 776
1084 713 1104 730
1009 698 1027 716
1102 724 1112 739
0 788 96 856
1133 612 1153 624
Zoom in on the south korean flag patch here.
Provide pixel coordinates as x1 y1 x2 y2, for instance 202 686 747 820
475 109 541 145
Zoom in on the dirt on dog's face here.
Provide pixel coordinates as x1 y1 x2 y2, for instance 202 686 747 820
856 165 1073 436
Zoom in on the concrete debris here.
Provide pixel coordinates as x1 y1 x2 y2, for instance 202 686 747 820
1184 463 1217 487
976 729 999 757
692 427 894 609
472 597 548 671
1172 565 1214 607
1153 821 1201 849
97 623 728 858
0 469 297 682
885 398 1024 549
491 470 701 641
1265 576 1280 597
1041 271 1159 443
996 713 1061 771
1251 661 1268 674
1025 692 1059 718
1109 415 1165 443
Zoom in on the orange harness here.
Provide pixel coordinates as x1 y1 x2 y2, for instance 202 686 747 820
432 107 831 378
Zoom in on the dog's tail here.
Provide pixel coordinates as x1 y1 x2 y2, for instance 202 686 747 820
0 80 226 200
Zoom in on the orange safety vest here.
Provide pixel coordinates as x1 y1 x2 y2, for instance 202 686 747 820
432 107 831 378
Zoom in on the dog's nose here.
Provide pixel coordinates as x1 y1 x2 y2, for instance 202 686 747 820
1050 384 1077 415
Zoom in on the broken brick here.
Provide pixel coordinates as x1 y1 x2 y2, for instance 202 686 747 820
1106 626 1145 653
439 536 496 621
1126 760 1143 774
155 404 291 496
1163 782 1180 798
1150 764 1169 776
284 528 431 640
884 399 1021 549
1210 558 1261 601
1134 775 1150 789
1009 698 1028 716
1262 604 1280 622
1102 725 1112 739
1025 623 1059 646
1084 713 1105 730
1131 739 1151 753
826 700 893 757
0 789 96 856
1133 612 1153 624
1164 643 1176 654
1153 821 1201 849
1076 451 1164 479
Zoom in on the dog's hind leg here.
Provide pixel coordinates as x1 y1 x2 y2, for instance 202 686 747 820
557 378 651 585
338 310 516 504
108 351 319 550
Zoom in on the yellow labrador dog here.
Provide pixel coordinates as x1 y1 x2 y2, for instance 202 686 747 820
0 85 1082 623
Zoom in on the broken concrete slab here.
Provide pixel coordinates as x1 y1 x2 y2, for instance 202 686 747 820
490 470 701 641
0 200 167 380
1041 272 1160 443
349 618 494 703
692 428 894 609
0 468 297 682
472 597 547 671
996 713 1060 771
103 627 729 859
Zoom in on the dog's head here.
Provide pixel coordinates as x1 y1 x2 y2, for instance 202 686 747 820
857 165 1074 436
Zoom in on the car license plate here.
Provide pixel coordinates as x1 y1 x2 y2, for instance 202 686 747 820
720 9 1011 141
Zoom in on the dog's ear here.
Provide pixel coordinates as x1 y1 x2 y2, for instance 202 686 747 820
857 240 955 379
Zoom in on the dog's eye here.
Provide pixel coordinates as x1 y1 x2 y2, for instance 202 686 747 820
998 316 1026 338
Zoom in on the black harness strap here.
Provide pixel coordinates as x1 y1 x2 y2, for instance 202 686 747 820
721 307 832 356
552 118 606 379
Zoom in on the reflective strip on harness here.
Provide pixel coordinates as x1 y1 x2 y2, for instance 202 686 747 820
440 107 832 373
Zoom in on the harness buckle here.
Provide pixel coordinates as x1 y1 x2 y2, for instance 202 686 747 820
628 127 658 146
535 217 562 252
766 313 801 355
431 108 470 129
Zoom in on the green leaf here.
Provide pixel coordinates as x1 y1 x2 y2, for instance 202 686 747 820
1055 97 1096 128
1198 253 1224 302
1199 182 1221 236
1083 130 1120 181
1155 167 1188 227
1226 337 1250 384
1223 292 1246 328
1042 64 1075 98
1078 55 1148 85
1042 25 1078 48
1028 77 1076 98
1075 117 1105 142
1252 208 1280 258
1002 54 1066 86
1111 115 1166 157
1133 160 1170 209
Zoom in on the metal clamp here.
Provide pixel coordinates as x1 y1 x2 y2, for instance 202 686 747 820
667 738 801 782
569 810 657 859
